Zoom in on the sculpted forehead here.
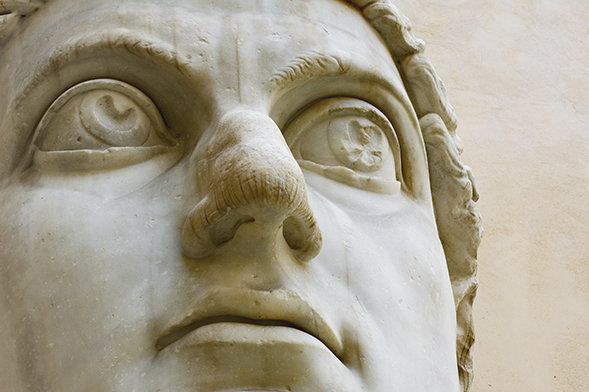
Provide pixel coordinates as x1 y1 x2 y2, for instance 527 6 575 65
18 0 400 84
22 0 387 51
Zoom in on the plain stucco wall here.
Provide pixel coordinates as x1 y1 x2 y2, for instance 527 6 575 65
396 0 589 390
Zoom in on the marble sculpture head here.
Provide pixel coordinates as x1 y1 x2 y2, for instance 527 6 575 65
0 0 482 391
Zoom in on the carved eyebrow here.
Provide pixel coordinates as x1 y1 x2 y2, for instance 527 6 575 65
270 50 352 89
16 28 193 106
268 49 408 108
269 49 413 117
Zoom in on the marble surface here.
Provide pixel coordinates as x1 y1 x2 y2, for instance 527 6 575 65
0 1 481 391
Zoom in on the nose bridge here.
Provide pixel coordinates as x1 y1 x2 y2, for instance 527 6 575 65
182 110 322 262
206 111 305 223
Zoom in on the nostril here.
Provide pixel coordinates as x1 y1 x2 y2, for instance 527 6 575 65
283 216 306 251
182 199 322 262
210 213 254 247
282 207 322 263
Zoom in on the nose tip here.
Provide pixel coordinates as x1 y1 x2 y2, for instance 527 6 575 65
181 110 322 262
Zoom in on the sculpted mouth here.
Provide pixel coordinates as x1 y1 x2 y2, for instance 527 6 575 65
156 316 315 349
155 288 343 361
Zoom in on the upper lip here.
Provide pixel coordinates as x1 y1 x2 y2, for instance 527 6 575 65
155 287 343 360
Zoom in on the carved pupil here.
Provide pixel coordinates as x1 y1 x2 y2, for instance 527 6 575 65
328 117 386 172
79 90 151 147
96 95 137 130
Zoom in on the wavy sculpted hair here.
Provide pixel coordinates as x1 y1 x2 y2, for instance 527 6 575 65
0 1 482 391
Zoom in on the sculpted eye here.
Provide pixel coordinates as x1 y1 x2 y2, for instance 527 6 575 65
32 79 181 172
284 97 401 194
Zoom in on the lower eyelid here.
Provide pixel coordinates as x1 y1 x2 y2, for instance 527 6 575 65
298 159 400 195
27 146 184 199
33 145 182 173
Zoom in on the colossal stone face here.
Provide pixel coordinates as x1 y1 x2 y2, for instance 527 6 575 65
0 0 460 391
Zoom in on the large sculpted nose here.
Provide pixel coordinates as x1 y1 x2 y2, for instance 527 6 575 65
181 110 322 262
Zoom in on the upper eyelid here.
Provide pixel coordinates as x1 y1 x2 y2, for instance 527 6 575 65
14 29 194 111
285 98 400 155
268 53 416 137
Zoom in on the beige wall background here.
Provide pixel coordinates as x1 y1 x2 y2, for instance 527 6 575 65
395 0 589 390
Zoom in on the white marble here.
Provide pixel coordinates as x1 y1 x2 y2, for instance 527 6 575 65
0 1 482 391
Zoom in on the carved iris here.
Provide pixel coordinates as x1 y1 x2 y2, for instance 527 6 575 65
327 117 387 172
79 90 151 147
